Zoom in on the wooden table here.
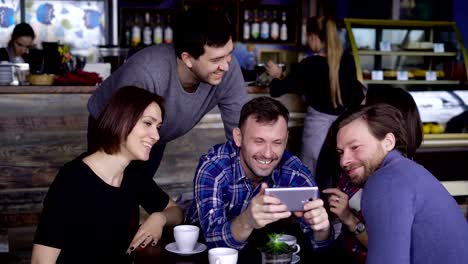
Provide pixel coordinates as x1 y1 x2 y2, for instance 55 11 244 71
133 228 260 264
133 221 343 264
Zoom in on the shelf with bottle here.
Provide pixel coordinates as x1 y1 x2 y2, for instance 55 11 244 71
119 8 174 48
240 5 299 45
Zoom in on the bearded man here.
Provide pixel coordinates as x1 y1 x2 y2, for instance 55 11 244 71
332 103 468 264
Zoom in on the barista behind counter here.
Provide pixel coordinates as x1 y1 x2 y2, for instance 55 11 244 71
0 22 35 63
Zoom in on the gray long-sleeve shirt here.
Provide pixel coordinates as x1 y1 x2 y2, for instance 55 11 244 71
363 150 468 264
87 44 247 144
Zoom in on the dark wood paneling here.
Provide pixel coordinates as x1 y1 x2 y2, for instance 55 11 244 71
0 94 90 190
0 131 87 189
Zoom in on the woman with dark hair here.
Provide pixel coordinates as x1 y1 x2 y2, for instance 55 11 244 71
322 86 423 264
0 22 35 63
365 86 423 157
32 86 184 264
265 16 365 174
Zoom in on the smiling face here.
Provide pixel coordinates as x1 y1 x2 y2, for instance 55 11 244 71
233 115 288 184
121 102 162 161
336 118 393 187
185 38 234 86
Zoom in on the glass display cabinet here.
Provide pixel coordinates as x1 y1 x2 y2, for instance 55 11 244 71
344 18 468 146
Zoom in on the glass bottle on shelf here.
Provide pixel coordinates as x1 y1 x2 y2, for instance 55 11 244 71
243 10 250 41
164 14 173 44
260 10 270 40
280 11 288 41
251 9 260 40
153 14 163 45
123 15 132 47
143 12 153 47
270 10 279 40
131 14 142 47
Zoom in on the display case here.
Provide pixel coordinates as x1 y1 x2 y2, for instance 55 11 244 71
344 18 468 137
344 18 468 87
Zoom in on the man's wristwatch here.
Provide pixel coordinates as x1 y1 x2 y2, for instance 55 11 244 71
352 222 366 235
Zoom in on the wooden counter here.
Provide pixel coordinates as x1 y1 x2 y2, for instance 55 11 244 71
0 85 97 94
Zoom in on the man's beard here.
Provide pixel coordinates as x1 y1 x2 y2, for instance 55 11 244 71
349 156 385 188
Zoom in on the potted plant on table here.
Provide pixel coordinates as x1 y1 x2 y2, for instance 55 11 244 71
258 233 295 264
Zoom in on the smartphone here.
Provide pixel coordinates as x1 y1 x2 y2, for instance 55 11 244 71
265 187 319 212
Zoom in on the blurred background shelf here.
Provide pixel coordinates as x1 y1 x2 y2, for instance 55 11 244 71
363 80 460 85
358 50 458 56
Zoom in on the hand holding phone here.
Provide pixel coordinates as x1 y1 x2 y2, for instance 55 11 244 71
265 187 319 212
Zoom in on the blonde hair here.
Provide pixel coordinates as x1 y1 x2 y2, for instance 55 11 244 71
307 16 343 108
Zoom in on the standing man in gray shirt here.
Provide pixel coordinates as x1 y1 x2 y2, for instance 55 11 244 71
87 9 247 180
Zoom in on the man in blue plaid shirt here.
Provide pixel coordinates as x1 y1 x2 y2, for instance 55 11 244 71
186 96 332 250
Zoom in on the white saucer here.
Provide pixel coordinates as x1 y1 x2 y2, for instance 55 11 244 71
292 254 300 264
165 242 207 256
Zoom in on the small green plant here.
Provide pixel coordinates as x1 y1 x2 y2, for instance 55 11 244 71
260 233 294 254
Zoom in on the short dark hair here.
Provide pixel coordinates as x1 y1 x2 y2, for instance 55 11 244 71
173 8 232 59
366 86 422 158
11 22 35 41
332 103 408 156
93 86 164 154
239 96 289 129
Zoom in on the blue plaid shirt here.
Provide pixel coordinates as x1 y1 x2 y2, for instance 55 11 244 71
186 140 333 250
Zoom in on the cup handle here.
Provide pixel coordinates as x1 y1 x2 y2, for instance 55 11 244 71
294 244 301 254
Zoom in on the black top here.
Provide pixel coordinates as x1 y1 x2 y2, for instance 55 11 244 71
0 48 11 62
269 52 364 115
33 154 170 264
0 47 32 63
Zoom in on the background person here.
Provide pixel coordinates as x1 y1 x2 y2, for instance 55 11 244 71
186 97 332 250
32 86 184 264
265 16 364 174
0 22 35 63
87 8 247 182
322 87 423 264
445 109 468 133
331 103 468 264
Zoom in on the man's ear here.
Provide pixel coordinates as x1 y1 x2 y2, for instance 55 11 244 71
383 132 396 152
233 127 242 147
180 52 193 68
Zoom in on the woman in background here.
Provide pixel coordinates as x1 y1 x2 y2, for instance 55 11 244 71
32 86 184 264
0 22 35 63
323 86 423 264
265 16 364 174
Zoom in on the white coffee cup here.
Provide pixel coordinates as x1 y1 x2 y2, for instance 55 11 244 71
208 247 238 264
173 225 199 252
278 234 301 255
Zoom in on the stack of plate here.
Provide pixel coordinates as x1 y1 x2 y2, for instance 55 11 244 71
0 63 14 85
